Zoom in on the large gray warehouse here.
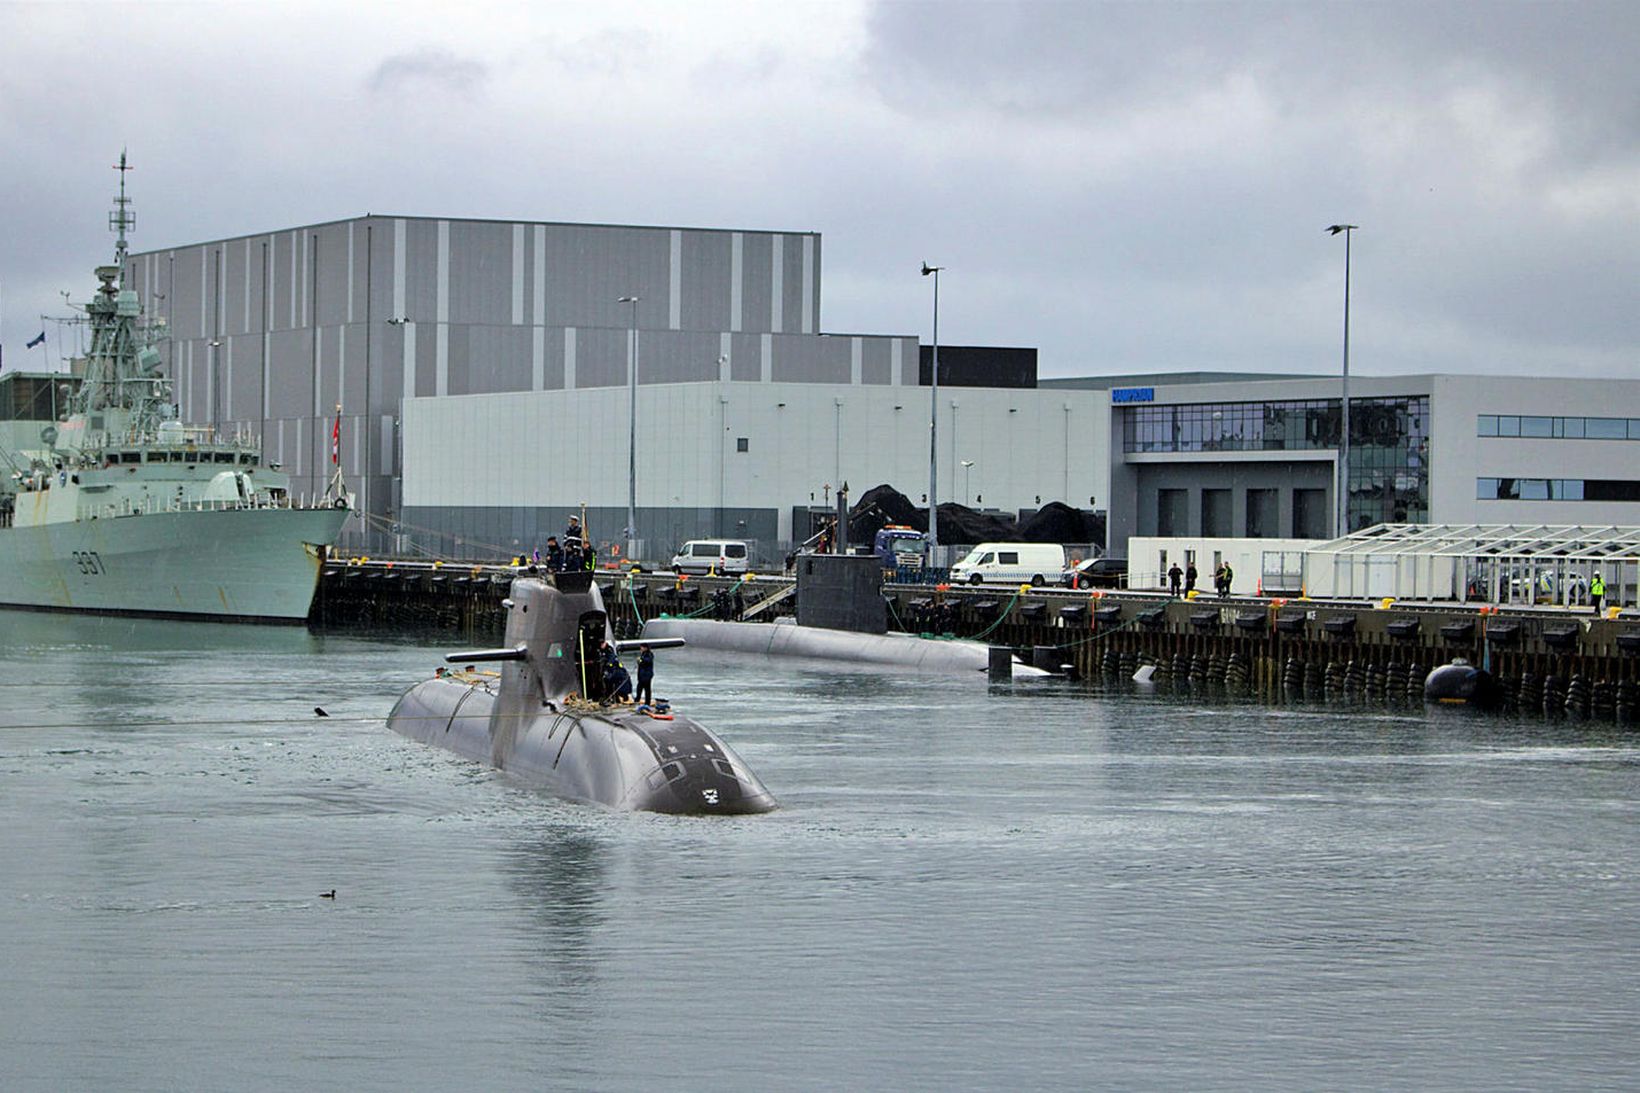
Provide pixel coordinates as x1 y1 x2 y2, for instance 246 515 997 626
125 215 930 556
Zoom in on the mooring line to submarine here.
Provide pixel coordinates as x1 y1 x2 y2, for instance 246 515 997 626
968 590 1024 642
1055 615 1144 649
674 578 748 619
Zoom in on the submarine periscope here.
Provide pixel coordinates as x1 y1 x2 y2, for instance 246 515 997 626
387 571 777 815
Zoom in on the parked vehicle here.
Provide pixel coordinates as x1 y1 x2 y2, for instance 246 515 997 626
670 539 750 575
873 526 927 574
1064 556 1127 589
948 542 1066 586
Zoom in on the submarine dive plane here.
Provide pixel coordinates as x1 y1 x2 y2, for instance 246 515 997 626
387 571 778 814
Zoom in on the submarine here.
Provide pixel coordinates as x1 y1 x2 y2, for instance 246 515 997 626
1423 658 1505 709
387 570 777 814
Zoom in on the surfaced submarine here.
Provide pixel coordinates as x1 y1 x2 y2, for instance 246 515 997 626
387 571 777 814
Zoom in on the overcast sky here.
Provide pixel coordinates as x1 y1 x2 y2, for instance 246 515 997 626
1 0 1635 380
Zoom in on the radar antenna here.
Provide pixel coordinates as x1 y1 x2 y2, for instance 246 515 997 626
110 150 136 268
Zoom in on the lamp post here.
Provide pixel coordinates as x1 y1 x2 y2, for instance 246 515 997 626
618 295 640 562
208 339 221 436
1326 224 1357 538
961 459 975 506
921 262 943 562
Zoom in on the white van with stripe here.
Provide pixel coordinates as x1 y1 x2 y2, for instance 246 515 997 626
948 542 1066 586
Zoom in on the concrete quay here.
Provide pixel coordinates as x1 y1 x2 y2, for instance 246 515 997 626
312 560 1640 720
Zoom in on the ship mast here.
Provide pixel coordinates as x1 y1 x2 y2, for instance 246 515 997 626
66 151 170 444
111 150 135 273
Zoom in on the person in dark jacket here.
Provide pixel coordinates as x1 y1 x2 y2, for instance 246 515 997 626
635 644 655 706
599 640 632 701
545 536 564 571
1185 562 1198 595
1168 563 1183 597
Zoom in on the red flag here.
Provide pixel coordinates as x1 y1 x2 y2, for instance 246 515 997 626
331 411 341 465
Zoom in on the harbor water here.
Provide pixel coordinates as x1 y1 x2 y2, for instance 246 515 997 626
2 611 1637 1090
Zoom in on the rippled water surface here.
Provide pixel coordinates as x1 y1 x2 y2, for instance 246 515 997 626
2 610 1638 1091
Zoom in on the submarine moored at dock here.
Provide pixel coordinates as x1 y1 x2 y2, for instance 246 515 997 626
387 571 777 814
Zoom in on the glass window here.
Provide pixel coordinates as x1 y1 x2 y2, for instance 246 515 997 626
1478 415 1498 436
1520 479 1550 500
736 437 749 452
691 544 716 557
1520 416 1553 437
1630 419 1640 440
1563 417 1585 438
725 544 746 558
999 552 1019 564
1477 478 1498 499
1497 416 1520 437
1562 479 1584 500
1587 417 1626 439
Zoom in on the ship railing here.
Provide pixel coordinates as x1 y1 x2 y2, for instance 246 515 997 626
85 491 320 520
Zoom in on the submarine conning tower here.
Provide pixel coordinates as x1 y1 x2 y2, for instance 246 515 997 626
501 570 611 705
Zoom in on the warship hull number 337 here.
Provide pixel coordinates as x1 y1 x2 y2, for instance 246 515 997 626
0 155 349 622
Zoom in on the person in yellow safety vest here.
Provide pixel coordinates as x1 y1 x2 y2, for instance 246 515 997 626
1590 572 1606 615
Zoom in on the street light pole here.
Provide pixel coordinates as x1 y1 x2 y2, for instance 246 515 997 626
208 338 222 436
921 262 943 563
618 295 640 562
961 459 975 506
1327 224 1357 538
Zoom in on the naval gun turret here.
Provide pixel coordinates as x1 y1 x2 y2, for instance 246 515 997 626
387 571 778 814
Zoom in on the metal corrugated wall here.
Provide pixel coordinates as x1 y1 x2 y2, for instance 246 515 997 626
129 213 911 551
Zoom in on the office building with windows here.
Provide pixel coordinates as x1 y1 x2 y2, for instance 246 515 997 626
1084 371 1640 564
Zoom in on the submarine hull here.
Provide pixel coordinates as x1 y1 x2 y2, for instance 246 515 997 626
388 677 778 814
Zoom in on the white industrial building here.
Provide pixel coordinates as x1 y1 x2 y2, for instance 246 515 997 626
400 378 1102 559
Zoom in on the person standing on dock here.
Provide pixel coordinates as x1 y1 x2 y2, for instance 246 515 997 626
1217 561 1234 598
636 643 655 707
1591 572 1606 615
1185 562 1198 595
1168 562 1182 597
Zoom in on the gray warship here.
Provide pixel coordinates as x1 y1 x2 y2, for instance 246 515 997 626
388 571 778 814
0 155 349 621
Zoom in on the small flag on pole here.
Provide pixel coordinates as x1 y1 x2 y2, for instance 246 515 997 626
26 331 46 349
331 408 341 465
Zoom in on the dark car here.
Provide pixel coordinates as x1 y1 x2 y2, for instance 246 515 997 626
1064 556 1127 589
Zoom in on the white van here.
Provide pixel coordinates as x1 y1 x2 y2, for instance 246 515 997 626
670 539 750 575
948 542 1066 586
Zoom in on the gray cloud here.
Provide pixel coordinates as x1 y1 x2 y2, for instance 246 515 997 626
367 46 489 96
0 1 1634 383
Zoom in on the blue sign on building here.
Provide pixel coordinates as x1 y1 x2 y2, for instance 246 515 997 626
1111 387 1155 404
